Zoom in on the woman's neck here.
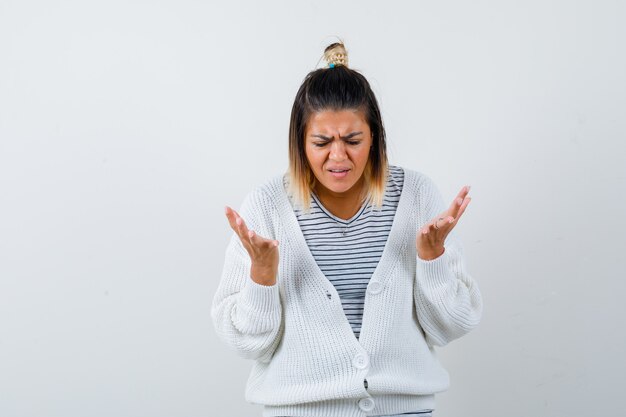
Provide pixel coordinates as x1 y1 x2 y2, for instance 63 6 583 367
314 176 366 220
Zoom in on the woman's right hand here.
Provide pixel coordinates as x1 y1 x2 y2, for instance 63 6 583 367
224 205 279 286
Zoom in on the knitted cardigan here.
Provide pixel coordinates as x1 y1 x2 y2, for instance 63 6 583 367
211 167 483 417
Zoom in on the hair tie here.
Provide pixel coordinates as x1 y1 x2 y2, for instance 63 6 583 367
324 42 349 69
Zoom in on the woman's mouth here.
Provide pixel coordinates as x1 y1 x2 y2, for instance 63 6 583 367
328 169 350 178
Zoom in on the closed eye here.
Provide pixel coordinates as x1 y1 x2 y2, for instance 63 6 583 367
313 141 361 147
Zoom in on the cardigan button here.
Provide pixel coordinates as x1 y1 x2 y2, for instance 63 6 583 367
353 353 369 369
368 281 383 294
358 397 375 411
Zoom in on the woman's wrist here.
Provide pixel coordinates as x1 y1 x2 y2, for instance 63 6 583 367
417 246 445 261
250 264 277 285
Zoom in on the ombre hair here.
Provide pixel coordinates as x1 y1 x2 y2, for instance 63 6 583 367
286 42 389 214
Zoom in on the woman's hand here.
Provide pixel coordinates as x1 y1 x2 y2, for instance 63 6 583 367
417 185 471 261
225 206 280 286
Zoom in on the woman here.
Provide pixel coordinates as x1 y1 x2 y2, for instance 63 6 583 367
212 42 483 417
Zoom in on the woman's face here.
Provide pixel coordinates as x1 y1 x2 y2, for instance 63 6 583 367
305 109 373 197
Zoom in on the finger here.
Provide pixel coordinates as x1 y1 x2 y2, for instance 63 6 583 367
226 206 279 248
234 212 254 248
247 229 257 244
225 206 244 239
248 227 280 249
457 185 471 198
420 220 435 234
232 208 277 245
225 206 239 232
454 196 471 220
434 216 455 230
448 185 471 217
226 206 254 249
421 215 454 234
225 207 249 243
248 230 279 248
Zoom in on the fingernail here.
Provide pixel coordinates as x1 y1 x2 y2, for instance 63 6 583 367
466 185 471 192
224 206 229 215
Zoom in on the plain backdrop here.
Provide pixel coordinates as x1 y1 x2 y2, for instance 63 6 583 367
1 1 625 416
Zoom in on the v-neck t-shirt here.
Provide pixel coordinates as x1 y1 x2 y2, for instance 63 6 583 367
287 164 405 340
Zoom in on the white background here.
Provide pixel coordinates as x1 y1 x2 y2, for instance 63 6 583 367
1 1 624 416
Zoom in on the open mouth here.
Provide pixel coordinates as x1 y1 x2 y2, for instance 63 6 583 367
328 169 350 178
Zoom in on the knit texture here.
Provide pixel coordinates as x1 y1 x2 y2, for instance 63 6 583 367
211 167 483 417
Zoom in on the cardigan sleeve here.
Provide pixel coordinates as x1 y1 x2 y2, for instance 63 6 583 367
413 175 483 347
211 188 284 362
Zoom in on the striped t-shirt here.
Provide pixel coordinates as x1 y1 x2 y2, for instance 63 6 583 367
290 164 405 340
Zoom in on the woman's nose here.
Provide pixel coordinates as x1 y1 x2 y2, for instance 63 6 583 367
329 141 347 160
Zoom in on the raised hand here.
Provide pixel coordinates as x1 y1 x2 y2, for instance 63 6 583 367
417 185 471 261
224 206 280 286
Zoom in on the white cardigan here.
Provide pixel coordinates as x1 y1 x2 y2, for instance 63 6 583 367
211 167 483 417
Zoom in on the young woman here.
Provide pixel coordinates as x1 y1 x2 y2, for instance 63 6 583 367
212 42 483 417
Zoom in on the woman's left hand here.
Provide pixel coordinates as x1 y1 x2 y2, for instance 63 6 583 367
417 185 471 260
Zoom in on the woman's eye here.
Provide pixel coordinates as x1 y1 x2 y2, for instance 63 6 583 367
313 141 360 147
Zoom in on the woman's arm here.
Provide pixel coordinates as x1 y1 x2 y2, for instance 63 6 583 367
413 176 483 347
211 189 284 362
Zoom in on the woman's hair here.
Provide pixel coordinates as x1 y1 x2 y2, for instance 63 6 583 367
287 41 389 213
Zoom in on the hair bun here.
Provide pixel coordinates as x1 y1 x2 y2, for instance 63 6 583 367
324 42 349 68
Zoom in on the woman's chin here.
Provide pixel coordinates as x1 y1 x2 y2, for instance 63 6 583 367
318 182 354 195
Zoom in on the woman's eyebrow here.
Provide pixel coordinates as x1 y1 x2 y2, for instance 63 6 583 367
311 131 363 140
